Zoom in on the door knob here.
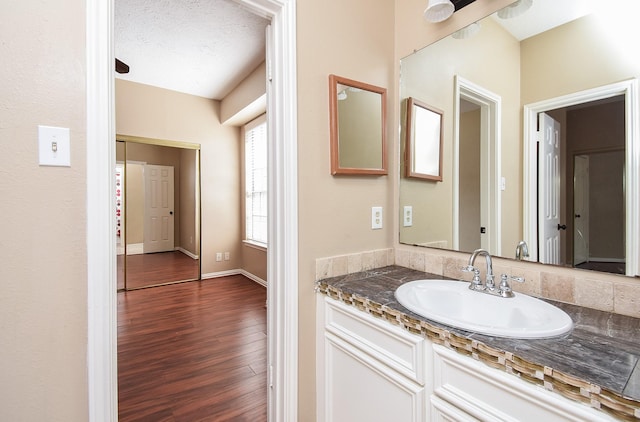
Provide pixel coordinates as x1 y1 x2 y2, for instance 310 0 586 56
575 214 581 218
170 211 174 215
557 224 567 230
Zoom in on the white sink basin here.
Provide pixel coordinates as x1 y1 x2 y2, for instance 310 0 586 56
395 279 573 338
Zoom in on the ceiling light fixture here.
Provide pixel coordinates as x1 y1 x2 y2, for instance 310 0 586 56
497 0 533 19
424 0 455 23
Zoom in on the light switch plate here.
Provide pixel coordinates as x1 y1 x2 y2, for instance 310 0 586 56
371 206 383 230
38 125 70 167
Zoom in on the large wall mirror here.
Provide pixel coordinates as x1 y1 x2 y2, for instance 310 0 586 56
399 0 640 277
329 74 387 175
116 136 201 290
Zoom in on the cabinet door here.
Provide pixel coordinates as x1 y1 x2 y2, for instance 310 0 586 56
323 332 425 422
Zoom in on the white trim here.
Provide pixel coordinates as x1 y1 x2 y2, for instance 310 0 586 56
261 2 299 420
125 243 144 255
453 76 502 255
243 239 268 251
88 1 298 422
201 269 267 287
523 79 639 276
86 0 118 420
176 247 199 260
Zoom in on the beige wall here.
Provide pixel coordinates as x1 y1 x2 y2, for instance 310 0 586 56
521 14 640 105
0 0 88 420
399 14 521 251
296 0 396 417
220 61 266 126
180 149 199 255
459 109 481 251
116 79 242 275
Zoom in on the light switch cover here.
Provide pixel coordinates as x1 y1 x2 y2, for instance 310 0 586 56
39 125 70 167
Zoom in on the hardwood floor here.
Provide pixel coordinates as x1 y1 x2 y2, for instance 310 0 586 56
118 275 267 421
118 251 200 290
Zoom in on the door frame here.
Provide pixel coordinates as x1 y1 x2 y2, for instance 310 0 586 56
453 76 502 255
573 154 589 266
523 79 639 276
86 0 299 420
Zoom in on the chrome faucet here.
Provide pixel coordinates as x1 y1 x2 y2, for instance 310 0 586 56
462 248 525 298
463 248 495 291
515 241 529 261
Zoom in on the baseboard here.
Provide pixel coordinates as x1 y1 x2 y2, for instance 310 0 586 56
176 247 199 260
201 269 267 287
588 257 625 263
126 243 144 255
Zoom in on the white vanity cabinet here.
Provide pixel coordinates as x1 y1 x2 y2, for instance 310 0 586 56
317 296 431 422
317 294 620 422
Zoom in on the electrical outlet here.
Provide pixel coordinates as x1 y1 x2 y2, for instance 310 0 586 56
224 252 230 261
216 252 222 262
403 206 413 227
371 206 383 229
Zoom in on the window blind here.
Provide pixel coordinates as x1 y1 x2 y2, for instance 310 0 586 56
245 115 267 244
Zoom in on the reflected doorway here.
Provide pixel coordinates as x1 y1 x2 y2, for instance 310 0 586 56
116 136 201 290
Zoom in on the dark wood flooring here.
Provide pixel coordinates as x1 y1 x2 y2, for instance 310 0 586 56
118 251 200 290
117 275 267 421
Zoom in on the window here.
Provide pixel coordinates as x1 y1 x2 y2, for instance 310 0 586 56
244 114 267 245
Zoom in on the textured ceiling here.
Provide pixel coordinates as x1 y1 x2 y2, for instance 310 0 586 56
115 0 269 100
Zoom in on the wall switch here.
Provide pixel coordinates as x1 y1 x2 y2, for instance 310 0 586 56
38 125 70 167
500 177 506 191
403 206 413 227
224 252 230 261
371 206 383 229
216 252 222 262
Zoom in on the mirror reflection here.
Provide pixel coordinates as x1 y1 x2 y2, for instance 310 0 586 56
399 0 640 277
329 74 387 175
116 138 201 290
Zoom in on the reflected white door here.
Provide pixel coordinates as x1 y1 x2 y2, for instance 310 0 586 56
573 155 589 265
143 164 175 253
538 113 561 265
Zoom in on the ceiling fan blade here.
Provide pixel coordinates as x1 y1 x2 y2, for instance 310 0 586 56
115 58 130 74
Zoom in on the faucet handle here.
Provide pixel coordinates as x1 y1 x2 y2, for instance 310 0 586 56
461 265 477 273
498 274 525 298
462 265 483 290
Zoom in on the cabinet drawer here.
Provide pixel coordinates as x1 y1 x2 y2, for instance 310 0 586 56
323 297 425 384
432 345 615 422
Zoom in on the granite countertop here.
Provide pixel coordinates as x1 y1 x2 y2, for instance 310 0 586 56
317 266 640 419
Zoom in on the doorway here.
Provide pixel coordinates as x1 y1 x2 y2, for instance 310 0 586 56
454 76 502 255
116 137 201 290
86 0 298 419
523 80 639 276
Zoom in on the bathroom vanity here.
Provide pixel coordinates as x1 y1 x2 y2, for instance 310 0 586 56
316 266 640 421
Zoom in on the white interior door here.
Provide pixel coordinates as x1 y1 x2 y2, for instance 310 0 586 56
144 164 175 253
573 155 589 265
538 113 562 265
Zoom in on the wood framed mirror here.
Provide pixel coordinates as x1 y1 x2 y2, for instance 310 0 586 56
405 97 444 181
329 74 387 175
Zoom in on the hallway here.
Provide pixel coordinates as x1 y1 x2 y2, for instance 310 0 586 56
117 275 267 421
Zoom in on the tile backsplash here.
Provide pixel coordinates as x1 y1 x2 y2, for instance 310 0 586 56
316 246 640 319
